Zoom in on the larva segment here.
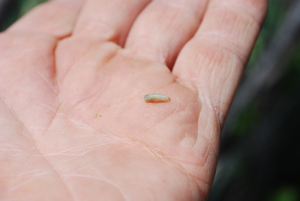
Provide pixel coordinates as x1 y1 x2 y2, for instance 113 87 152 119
144 94 171 102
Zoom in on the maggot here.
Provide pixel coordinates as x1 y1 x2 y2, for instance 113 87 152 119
144 94 171 102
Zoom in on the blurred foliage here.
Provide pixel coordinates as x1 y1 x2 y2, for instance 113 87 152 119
247 0 288 70
282 45 300 92
268 186 299 201
18 0 47 16
231 102 259 137
232 0 300 135
231 44 300 138
0 0 47 31
211 0 300 200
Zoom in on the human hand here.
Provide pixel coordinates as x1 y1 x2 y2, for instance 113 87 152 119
0 0 267 200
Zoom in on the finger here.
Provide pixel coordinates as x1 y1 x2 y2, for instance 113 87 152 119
73 0 151 45
173 0 267 123
55 0 151 84
125 0 208 67
7 0 83 39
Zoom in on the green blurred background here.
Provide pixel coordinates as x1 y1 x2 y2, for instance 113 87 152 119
1 0 299 200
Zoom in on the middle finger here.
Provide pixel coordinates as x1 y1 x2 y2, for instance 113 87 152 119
125 0 208 67
73 0 151 45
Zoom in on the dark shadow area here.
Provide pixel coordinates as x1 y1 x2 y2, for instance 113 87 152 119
0 0 19 31
210 0 300 200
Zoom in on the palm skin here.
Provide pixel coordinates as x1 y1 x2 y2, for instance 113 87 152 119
0 0 267 200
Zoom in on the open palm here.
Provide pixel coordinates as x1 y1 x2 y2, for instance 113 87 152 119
0 0 266 200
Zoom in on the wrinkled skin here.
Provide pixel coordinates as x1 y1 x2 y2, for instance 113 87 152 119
0 0 267 200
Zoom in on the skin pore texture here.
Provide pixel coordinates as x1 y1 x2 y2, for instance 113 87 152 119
0 0 267 200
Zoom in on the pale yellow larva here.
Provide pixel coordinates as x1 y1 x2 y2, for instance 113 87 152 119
144 94 171 102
